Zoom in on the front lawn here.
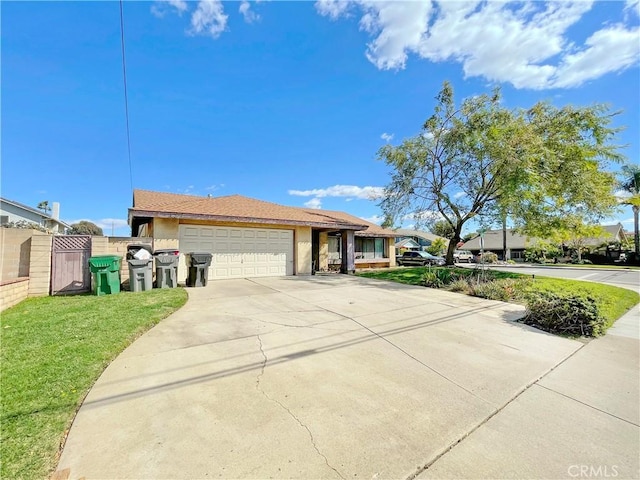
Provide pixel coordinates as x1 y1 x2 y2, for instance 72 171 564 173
358 267 639 333
0 288 188 480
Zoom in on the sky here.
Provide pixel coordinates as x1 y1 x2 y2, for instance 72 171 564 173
2 0 639 237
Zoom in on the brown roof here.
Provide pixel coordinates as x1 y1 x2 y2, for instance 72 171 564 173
129 189 395 237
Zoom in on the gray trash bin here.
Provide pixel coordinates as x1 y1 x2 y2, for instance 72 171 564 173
128 258 153 292
126 244 153 260
186 252 212 287
154 249 179 289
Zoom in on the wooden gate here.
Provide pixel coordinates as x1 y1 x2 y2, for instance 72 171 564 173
51 235 91 295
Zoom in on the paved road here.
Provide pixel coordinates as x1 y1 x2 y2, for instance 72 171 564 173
469 264 639 292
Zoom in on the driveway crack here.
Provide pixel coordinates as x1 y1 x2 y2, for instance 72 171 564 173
255 335 345 480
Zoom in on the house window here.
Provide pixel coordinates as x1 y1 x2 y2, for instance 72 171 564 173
355 238 387 259
328 236 341 263
0 215 8 226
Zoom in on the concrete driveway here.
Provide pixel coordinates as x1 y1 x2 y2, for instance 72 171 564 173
56 275 633 479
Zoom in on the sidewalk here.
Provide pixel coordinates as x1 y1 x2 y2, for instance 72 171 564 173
418 304 640 479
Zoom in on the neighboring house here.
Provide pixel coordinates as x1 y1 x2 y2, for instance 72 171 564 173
461 224 626 261
128 189 396 281
394 238 422 251
462 229 531 261
582 223 626 247
394 229 447 251
0 197 70 234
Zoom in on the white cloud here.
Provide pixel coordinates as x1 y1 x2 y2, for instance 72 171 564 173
304 198 323 209
315 0 352 20
552 24 640 88
190 0 228 38
381 132 394 142
317 1 640 90
289 184 385 200
361 214 384 225
402 210 442 223
621 217 635 224
625 0 640 17
151 0 188 18
453 191 467 199
239 1 260 23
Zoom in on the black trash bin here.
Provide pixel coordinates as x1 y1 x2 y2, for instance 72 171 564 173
154 249 180 289
186 252 212 287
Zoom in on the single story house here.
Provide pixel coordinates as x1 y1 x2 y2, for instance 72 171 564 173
462 229 530 261
461 224 626 261
128 189 396 281
0 197 70 233
394 229 447 251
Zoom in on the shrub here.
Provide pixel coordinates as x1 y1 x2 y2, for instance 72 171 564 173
448 278 472 294
1 220 49 233
522 291 607 337
422 267 462 288
477 252 499 264
471 278 530 302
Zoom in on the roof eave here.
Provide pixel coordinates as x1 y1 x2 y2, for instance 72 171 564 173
129 209 367 231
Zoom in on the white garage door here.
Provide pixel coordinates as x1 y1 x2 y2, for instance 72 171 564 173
178 225 294 280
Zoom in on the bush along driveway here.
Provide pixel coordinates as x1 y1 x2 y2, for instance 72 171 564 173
0 288 188 480
357 267 639 337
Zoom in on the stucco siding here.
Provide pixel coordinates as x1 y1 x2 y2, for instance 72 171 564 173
295 226 312 275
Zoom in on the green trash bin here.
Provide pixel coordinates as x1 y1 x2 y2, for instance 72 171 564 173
89 255 122 296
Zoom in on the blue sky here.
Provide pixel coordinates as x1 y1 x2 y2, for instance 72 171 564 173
2 0 639 236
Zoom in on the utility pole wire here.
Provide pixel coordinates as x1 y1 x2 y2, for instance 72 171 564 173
119 0 134 193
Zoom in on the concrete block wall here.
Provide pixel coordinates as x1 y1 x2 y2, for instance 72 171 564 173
0 278 29 311
0 228 36 281
28 233 52 296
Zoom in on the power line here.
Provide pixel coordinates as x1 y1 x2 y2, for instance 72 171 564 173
119 0 134 193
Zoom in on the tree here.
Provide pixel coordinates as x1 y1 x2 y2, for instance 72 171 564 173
37 201 50 214
619 163 640 259
426 237 446 256
69 220 103 236
550 217 608 263
429 220 455 239
505 102 622 237
379 81 623 265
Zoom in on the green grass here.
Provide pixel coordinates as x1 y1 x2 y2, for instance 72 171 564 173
358 267 639 328
0 288 188 480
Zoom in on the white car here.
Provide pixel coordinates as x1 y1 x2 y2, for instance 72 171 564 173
453 250 474 263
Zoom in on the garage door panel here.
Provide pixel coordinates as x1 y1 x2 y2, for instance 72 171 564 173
179 225 293 280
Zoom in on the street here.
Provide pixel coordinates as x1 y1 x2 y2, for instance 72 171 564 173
471 264 640 292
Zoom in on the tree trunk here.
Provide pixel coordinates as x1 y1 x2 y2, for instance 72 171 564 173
634 205 639 259
445 227 462 265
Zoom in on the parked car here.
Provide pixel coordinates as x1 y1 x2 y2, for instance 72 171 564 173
397 251 446 266
453 250 474 263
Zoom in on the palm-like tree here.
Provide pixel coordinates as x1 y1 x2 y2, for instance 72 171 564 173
620 164 640 259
